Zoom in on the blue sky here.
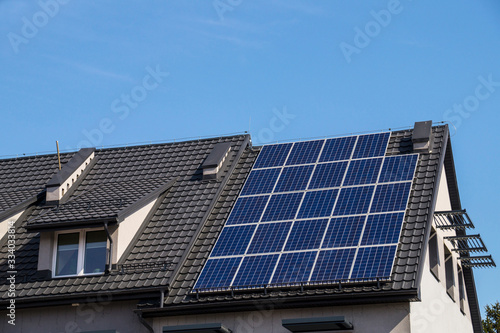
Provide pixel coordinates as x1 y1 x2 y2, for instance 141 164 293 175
1 0 499 316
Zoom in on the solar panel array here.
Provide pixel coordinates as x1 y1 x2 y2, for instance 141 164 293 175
194 132 419 291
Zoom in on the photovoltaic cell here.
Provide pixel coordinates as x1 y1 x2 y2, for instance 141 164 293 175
361 213 404 246
343 158 383 186
240 168 280 196
271 252 317 284
253 143 292 169
350 245 396 279
370 182 411 213
333 186 374 216
296 189 338 219
232 254 279 286
247 222 292 254
284 219 328 251
211 225 257 256
311 249 356 282
319 136 357 162
274 165 314 193
379 154 418 183
352 132 390 159
261 192 303 222
308 161 348 189
286 140 324 166
322 216 365 248
226 195 269 225
193 257 242 289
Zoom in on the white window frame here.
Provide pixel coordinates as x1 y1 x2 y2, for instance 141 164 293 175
52 228 108 278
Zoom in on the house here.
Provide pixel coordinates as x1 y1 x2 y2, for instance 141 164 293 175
0 121 495 333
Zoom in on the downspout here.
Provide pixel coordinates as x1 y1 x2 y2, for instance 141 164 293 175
136 310 154 333
103 222 113 273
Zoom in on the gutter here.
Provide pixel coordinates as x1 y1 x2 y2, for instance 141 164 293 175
140 288 419 318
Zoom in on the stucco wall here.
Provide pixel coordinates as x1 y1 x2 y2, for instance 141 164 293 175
153 303 411 333
0 300 148 333
409 164 473 333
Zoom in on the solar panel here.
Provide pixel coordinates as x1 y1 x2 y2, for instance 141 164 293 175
232 254 279 286
308 161 347 189
193 132 419 291
274 165 314 193
343 158 383 186
271 252 317 284
247 222 292 254
284 219 328 251
240 168 281 196
211 225 256 256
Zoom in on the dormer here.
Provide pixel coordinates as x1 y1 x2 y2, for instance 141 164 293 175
45 148 95 204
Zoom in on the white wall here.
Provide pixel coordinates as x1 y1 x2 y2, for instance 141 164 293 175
409 165 473 333
117 198 157 261
0 210 24 241
154 303 411 333
1 300 148 333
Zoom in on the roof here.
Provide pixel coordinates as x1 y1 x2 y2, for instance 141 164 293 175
0 125 474 316
0 134 250 305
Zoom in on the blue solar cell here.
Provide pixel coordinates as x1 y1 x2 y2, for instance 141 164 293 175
211 225 257 257
343 158 383 186
193 257 242 289
226 196 269 225
284 219 328 251
247 222 292 254
332 186 374 216
319 136 357 162
271 252 317 284
350 245 396 279
274 165 314 193
232 254 279 286
240 168 281 195
370 182 411 213
286 140 324 166
352 133 390 159
361 213 404 246
322 216 365 248
308 162 348 189
310 249 356 282
296 189 338 219
379 154 418 183
253 143 293 169
261 192 303 222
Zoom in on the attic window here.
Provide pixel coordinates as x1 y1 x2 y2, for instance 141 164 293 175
444 246 455 300
54 229 107 277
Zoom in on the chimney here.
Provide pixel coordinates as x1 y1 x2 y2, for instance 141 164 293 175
201 142 231 180
412 120 434 153
46 148 95 204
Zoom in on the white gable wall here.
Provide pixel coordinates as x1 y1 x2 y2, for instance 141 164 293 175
116 198 158 261
0 210 24 242
154 303 411 333
409 165 473 333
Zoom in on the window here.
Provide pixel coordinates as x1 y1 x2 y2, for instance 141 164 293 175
428 228 439 280
458 265 466 313
444 246 455 300
54 229 107 277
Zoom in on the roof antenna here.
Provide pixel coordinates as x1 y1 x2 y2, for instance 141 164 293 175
56 141 62 170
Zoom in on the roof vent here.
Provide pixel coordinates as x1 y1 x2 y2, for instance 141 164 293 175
46 148 95 204
412 120 433 153
201 142 231 180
